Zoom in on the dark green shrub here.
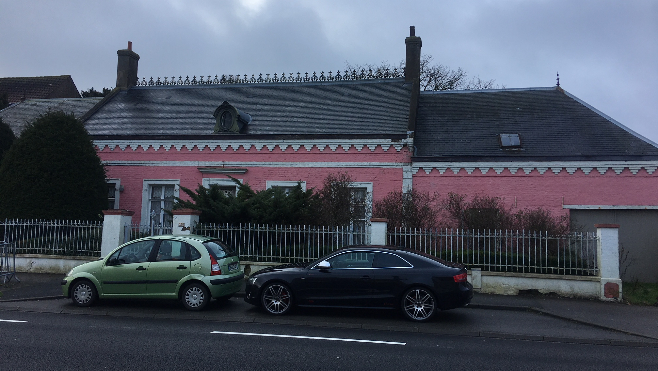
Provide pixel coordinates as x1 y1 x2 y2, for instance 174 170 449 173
0 111 107 220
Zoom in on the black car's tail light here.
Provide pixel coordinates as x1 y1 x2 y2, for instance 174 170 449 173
453 272 468 283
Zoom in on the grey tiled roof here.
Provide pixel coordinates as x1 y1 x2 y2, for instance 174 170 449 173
83 79 412 136
0 98 103 136
414 87 658 161
0 75 81 103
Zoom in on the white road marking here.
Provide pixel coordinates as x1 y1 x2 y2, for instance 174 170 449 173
0 319 27 323
210 331 405 345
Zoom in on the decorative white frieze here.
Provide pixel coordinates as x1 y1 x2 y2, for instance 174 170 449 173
411 161 658 177
94 139 413 154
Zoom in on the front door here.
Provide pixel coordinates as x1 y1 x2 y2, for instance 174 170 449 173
100 240 156 295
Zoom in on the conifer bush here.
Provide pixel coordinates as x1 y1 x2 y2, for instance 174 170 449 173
0 111 107 220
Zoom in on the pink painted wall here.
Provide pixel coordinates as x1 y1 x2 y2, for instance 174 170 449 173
100 145 411 223
412 167 658 216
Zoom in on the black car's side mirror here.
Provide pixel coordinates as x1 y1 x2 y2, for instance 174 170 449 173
316 260 331 270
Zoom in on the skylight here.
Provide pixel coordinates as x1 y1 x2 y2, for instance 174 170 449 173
499 133 521 148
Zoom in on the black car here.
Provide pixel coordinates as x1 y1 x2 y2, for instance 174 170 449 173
244 246 473 322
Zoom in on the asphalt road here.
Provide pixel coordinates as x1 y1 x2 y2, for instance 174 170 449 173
1 309 657 371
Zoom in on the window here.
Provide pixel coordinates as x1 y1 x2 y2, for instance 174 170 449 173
372 252 412 268
266 181 307 195
349 182 372 245
202 178 242 197
107 240 156 265
327 252 374 269
142 180 180 230
156 240 198 262
499 133 521 149
106 180 120 209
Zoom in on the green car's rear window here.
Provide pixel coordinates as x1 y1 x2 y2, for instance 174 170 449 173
203 240 236 259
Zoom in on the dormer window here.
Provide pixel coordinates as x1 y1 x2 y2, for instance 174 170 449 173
213 101 251 133
499 133 521 149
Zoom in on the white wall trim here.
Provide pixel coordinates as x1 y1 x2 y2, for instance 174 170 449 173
412 161 658 176
564 205 658 210
94 138 412 153
102 160 406 169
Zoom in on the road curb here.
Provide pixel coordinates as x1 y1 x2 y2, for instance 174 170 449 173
468 303 658 342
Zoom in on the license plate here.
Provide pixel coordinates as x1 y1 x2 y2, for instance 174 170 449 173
228 262 239 272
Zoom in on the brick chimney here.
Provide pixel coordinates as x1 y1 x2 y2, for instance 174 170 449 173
405 26 422 134
116 41 140 89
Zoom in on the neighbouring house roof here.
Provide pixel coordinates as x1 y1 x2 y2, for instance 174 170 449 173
413 87 658 161
0 75 81 104
0 98 103 136
83 78 412 137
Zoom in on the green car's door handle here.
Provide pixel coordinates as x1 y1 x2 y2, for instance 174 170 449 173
136 266 146 271
177 265 187 270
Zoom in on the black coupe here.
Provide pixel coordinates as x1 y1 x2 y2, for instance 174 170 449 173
244 246 473 322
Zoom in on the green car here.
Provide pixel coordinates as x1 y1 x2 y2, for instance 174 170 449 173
61 235 243 310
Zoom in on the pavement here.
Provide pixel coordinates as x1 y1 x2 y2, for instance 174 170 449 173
2 272 658 346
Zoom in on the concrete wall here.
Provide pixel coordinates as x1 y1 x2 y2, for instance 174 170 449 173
15 255 97 275
571 209 658 283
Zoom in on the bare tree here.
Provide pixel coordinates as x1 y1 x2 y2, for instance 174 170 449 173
347 54 501 91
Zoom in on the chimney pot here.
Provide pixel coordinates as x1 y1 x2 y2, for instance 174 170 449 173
128 41 132 51
410 26 415 37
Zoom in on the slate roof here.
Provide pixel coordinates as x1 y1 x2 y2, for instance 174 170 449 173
0 76 81 103
0 98 103 136
413 87 658 161
83 79 412 137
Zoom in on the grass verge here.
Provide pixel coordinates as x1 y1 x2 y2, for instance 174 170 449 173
623 281 658 306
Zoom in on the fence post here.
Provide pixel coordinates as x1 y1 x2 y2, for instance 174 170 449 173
370 218 388 246
596 224 622 301
172 209 201 235
101 210 134 257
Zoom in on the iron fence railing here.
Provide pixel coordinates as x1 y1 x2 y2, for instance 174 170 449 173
1 240 18 283
389 228 598 276
1 219 103 257
125 223 173 243
194 223 369 263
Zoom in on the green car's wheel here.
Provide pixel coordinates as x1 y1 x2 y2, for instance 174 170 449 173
71 280 97 307
181 282 209 311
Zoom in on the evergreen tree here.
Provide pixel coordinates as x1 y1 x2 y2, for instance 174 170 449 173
0 117 16 166
0 111 108 220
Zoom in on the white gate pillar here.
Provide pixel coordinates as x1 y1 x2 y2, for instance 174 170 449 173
370 218 388 246
596 224 622 301
101 210 134 257
172 209 201 235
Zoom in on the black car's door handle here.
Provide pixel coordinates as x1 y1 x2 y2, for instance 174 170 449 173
177 265 187 270
361 275 371 280
136 266 146 271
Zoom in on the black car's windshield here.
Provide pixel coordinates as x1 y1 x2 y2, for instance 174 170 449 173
203 240 236 259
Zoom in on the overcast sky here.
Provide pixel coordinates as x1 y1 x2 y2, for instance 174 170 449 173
2 0 656 144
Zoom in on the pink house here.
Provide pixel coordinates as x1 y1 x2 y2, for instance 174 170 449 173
79 28 658 282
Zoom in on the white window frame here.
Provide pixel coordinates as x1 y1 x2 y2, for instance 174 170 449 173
141 180 180 227
202 178 242 196
266 180 307 193
106 179 121 210
349 182 373 245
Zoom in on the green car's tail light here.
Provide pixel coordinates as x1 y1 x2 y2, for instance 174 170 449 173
209 254 222 276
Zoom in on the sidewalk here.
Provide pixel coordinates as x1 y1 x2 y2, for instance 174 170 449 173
2 272 658 342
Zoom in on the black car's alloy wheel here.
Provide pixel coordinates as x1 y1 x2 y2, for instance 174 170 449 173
261 283 293 315
402 287 436 322
71 280 97 307
181 282 209 311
